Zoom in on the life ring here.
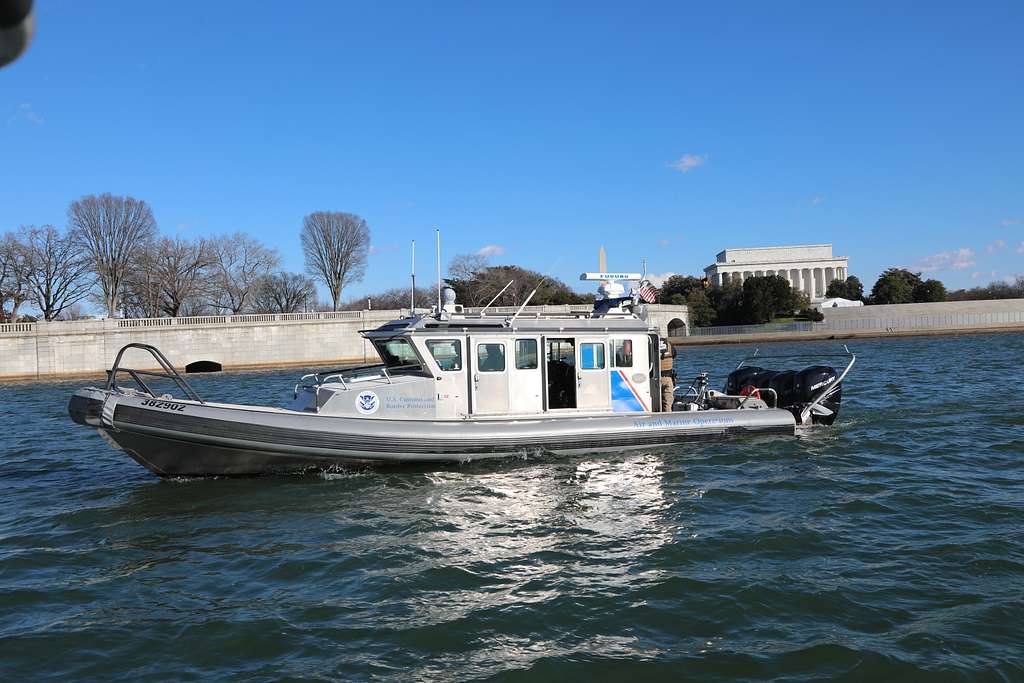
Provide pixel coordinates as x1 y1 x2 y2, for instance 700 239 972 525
739 385 760 399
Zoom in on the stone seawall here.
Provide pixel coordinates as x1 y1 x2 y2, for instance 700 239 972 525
0 304 689 380
672 298 1024 345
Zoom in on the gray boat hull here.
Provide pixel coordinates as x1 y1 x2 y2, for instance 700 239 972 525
69 388 796 477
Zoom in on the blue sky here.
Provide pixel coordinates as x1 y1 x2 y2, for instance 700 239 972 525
2 1 1022 302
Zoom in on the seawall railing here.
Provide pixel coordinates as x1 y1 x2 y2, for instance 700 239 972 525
0 309 418 336
0 305 605 336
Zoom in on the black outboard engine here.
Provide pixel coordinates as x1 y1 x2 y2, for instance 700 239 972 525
794 365 841 425
768 370 799 407
725 367 767 395
724 364 843 425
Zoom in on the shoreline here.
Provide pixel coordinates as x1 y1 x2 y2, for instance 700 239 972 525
5 325 1022 383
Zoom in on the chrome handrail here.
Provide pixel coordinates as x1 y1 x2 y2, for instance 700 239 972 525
105 343 205 404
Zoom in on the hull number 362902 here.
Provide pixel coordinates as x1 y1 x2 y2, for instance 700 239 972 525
141 400 186 412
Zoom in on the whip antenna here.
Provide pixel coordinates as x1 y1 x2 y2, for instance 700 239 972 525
435 228 442 315
480 280 514 315
410 240 416 314
509 258 561 324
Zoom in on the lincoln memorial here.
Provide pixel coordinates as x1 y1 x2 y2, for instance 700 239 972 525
703 244 849 301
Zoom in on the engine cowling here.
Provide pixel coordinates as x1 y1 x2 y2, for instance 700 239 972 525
724 364 842 424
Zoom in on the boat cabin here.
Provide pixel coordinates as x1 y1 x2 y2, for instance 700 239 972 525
292 306 665 420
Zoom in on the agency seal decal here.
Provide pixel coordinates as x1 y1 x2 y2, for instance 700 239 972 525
355 390 379 415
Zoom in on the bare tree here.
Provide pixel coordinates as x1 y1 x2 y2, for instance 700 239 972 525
448 253 488 281
119 245 162 318
19 225 93 321
68 193 157 317
0 231 30 322
208 233 280 314
251 271 317 313
447 252 492 306
300 211 369 311
122 236 214 317
154 237 213 316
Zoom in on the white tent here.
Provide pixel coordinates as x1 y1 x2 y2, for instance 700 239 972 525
814 297 864 311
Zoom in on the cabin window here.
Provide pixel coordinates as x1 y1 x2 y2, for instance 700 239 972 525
515 339 538 370
612 339 633 368
477 343 506 372
426 339 462 371
547 339 575 366
580 342 606 370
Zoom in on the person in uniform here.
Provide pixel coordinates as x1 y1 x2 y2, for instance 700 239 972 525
660 339 677 411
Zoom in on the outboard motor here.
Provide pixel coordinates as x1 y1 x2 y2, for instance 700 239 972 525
724 366 764 395
725 364 843 425
794 365 842 425
768 370 799 407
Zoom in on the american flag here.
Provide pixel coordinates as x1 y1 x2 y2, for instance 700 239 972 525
637 280 657 304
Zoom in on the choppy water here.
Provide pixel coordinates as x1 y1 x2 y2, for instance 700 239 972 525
2 333 1023 681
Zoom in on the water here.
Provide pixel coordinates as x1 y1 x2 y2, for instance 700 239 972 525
2 333 1023 681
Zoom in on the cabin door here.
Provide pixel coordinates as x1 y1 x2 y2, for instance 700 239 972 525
509 337 543 414
546 338 576 409
576 338 611 411
470 338 510 415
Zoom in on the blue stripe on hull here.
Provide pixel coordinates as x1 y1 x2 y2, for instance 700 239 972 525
611 370 644 412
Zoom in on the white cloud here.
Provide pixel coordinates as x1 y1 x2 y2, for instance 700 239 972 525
914 247 975 273
971 271 981 279
1017 242 1024 254
668 153 707 174
658 238 671 248
986 239 1006 254
808 195 825 206
1001 218 1020 226
7 103 44 125
476 244 506 258
647 272 675 287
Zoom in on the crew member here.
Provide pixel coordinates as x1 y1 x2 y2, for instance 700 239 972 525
660 339 677 411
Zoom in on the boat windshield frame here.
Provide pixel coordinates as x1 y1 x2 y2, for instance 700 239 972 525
371 337 430 377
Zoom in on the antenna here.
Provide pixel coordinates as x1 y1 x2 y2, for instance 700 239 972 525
509 257 560 324
480 280 514 315
410 240 416 313
435 228 442 314
642 257 647 279
509 278 546 323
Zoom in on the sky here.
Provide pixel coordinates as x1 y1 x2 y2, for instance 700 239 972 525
2 1 1022 305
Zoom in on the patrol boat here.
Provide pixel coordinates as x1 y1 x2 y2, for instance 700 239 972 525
67 273 854 477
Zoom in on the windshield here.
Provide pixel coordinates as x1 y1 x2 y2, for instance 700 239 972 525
372 338 425 375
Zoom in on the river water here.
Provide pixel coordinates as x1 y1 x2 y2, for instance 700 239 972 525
1 333 1022 681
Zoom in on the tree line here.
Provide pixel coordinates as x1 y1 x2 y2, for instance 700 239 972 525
345 252 593 311
654 266 1002 327
1 194 371 322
